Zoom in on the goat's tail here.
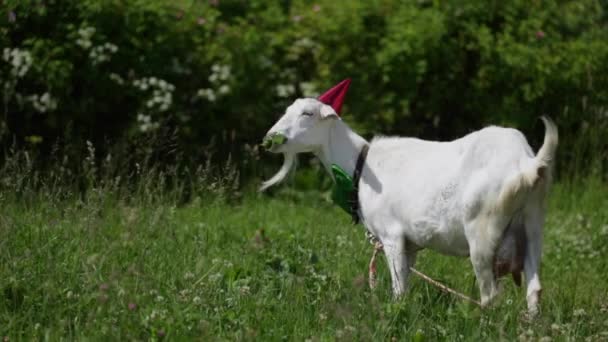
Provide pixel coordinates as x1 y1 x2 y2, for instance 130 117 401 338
535 116 559 172
497 117 558 212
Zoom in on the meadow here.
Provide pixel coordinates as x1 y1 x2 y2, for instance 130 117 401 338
0 163 606 340
3 0 608 339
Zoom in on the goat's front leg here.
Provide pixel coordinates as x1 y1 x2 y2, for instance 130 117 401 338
382 236 410 297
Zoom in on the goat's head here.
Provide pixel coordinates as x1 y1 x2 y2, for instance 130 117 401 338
260 79 350 191
262 98 339 154
259 98 339 191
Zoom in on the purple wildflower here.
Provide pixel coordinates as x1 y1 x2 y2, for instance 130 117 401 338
536 30 546 39
8 11 16 23
128 302 137 311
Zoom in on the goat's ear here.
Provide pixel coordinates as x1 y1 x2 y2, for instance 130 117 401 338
319 104 338 119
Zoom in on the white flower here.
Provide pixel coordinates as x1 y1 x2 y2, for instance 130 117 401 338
76 27 95 50
3 48 33 78
218 84 230 95
109 73 124 85
219 65 231 80
573 308 586 317
29 92 57 113
197 88 216 102
3 48 10 61
276 84 295 98
300 81 318 97
137 113 151 123
193 296 201 304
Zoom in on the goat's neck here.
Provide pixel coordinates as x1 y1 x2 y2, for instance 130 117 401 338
316 119 368 178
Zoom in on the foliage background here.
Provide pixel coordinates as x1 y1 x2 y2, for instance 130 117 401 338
1 0 607 181
1 1 608 340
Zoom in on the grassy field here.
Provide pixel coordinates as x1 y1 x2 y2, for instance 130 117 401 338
1 176 607 340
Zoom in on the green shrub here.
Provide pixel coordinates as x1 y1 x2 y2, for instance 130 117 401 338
1 0 606 179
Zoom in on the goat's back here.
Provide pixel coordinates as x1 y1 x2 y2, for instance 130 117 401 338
359 126 537 255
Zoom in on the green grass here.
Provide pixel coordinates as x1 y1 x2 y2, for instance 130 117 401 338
1 178 607 340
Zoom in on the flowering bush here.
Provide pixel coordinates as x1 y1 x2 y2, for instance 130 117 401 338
0 0 606 174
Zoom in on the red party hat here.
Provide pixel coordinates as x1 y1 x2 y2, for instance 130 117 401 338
318 79 351 115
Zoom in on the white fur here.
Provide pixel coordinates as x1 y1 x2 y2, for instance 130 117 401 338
262 98 558 315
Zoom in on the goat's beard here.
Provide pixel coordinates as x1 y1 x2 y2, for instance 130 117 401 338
259 152 296 192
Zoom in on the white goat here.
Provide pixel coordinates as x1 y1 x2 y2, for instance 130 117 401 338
261 95 557 316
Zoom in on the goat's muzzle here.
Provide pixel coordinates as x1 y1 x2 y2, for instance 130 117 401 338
262 133 287 151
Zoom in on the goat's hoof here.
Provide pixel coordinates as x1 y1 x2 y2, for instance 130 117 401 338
520 307 540 322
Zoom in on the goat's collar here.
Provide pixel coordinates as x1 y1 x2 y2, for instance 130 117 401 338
351 144 369 224
330 144 369 224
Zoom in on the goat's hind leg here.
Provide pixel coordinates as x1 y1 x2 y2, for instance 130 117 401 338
465 220 503 307
523 202 545 317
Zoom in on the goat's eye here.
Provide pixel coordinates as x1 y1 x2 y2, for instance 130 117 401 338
301 111 313 117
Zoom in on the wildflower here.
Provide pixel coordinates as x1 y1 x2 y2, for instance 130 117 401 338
193 296 201 304
209 0 219 6
292 15 302 22
238 286 251 295
197 17 206 25
197 88 216 102
99 283 109 291
536 30 546 39
573 308 586 317
3 48 33 78
208 273 222 282
157 329 166 338
29 92 57 113
109 73 124 85
76 27 95 49
312 4 321 12
155 295 165 302
8 11 16 23
128 302 137 311
275 84 295 98
218 84 230 95
98 293 109 303
300 82 318 97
